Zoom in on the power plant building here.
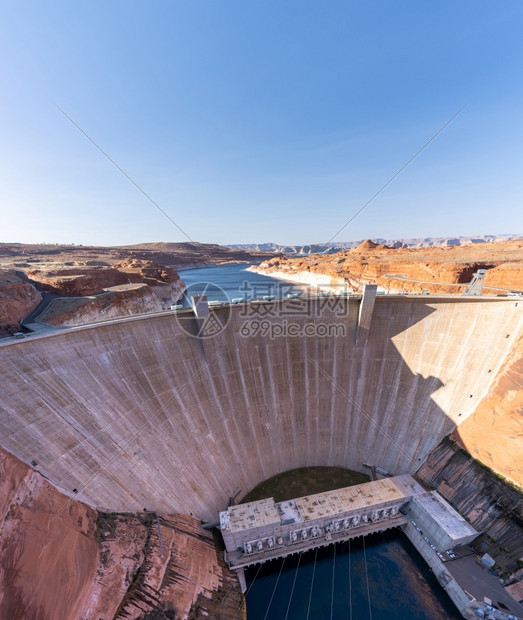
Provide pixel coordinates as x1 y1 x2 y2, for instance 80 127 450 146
220 475 479 569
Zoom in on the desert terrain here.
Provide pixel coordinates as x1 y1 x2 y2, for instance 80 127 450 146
0 242 277 336
250 239 523 295
2 239 522 338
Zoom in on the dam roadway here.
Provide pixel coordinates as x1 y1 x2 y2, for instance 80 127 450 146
0 294 520 521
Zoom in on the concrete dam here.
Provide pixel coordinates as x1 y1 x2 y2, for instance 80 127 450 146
0 294 520 522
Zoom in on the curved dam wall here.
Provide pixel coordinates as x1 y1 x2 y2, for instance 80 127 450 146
0 296 520 521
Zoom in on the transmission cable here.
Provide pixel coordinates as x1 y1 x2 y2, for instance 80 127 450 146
263 556 286 620
304 352 466 512
306 547 319 620
330 543 336 620
232 562 263 620
284 552 302 620
318 105 465 252
348 539 353 620
54 103 219 266
363 537 373 620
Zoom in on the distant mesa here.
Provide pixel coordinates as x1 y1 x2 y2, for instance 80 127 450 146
354 239 390 252
228 234 522 255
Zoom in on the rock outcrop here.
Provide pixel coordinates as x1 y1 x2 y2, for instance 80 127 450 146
16 260 186 328
251 240 523 295
25 266 135 296
0 270 42 337
0 447 100 619
37 283 169 327
485 262 523 292
0 446 243 619
26 259 184 298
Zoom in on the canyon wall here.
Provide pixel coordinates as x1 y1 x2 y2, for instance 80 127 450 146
451 333 522 487
0 270 42 336
0 447 242 620
250 239 523 295
24 260 186 328
38 284 172 327
0 296 520 521
417 437 523 571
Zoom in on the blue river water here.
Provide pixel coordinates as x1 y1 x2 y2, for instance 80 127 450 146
178 265 462 619
177 263 313 304
245 531 461 620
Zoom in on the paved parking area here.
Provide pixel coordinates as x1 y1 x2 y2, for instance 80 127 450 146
445 554 523 617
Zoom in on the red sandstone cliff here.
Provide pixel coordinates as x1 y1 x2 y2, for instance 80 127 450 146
451 333 523 488
0 270 42 336
37 283 169 327
251 240 523 295
25 259 187 327
26 259 184 299
0 447 243 619
416 330 523 573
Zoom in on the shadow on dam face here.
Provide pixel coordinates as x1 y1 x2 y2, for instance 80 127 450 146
0 296 520 520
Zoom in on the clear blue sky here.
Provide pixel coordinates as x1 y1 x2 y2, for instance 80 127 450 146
0 1 522 246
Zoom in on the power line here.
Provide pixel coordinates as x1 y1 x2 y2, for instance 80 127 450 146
284 553 302 620
318 106 465 253
330 543 336 620
363 537 373 620
304 352 473 513
263 557 286 620
306 547 319 620
57 351 219 513
233 563 263 620
305 353 426 472
54 103 219 266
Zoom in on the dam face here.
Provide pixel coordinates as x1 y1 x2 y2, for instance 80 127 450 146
0 296 520 521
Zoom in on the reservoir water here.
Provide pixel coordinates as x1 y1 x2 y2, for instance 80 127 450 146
177 263 313 303
178 265 462 619
244 531 461 619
